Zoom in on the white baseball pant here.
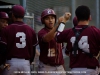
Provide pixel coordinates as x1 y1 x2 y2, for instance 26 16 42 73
37 61 66 75
70 67 98 75
2 58 31 75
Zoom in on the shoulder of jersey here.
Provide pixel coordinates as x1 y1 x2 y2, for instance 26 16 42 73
38 28 46 33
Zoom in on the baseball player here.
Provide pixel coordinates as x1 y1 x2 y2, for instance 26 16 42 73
0 11 9 74
0 5 37 75
37 8 70 75
56 5 100 75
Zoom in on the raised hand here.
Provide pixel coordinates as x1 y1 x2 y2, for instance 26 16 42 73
58 12 71 24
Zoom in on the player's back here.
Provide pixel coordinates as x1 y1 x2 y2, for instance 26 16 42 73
66 25 100 68
56 25 100 68
1 21 37 59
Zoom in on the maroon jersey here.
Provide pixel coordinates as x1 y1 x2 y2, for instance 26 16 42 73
0 21 37 60
38 28 64 65
56 25 100 68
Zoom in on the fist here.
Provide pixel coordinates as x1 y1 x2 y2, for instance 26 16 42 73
64 12 71 21
58 12 71 24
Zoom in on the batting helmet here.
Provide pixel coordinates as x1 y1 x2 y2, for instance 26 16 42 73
12 5 25 17
0 12 9 19
73 17 78 26
41 8 56 24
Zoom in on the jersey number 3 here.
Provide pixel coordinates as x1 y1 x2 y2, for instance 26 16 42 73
16 32 26 48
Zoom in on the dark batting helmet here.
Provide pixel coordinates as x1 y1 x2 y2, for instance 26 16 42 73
0 12 9 19
41 8 56 24
12 5 25 18
73 17 78 26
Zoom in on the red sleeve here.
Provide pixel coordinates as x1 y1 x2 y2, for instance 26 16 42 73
56 29 70 43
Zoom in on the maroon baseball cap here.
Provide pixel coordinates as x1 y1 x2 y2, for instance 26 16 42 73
0 12 9 19
73 17 78 26
12 5 25 17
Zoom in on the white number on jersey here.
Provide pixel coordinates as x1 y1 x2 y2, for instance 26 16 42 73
70 36 89 54
47 48 55 57
16 32 26 48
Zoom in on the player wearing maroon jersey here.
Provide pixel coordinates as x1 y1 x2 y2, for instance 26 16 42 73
0 5 37 75
0 11 9 59
37 8 69 75
56 5 100 75
0 11 9 74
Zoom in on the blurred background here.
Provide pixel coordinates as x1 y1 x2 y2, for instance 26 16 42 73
0 0 100 75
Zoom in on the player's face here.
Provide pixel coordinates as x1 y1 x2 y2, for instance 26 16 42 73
0 18 8 30
44 15 55 29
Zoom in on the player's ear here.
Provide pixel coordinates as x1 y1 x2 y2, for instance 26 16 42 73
89 15 92 21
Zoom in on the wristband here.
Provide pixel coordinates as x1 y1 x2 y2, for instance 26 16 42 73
57 22 65 32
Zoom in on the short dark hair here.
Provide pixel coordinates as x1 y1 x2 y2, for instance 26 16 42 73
75 5 90 21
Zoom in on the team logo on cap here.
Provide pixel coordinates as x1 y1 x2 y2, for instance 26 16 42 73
47 9 52 14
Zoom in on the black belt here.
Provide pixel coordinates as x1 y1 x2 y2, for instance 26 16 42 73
87 67 96 70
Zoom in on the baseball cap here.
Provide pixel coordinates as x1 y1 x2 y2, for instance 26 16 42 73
12 5 25 17
0 12 9 19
